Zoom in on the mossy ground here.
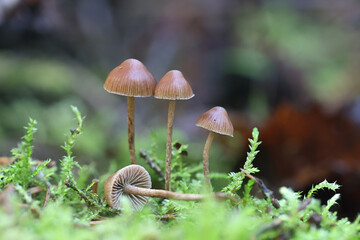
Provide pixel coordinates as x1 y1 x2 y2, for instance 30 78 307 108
0 107 359 240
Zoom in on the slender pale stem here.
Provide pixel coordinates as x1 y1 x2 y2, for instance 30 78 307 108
165 100 176 191
127 96 136 164
203 131 215 187
124 184 237 202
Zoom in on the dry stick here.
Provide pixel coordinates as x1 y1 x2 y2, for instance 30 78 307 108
256 196 315 237
240 169 280 209
65 180 121 215
298 198 312 212
156 213 177 220
18 204 41 218
42 178 52 207
124 184 238 202
139 149 165 181
43 184 50 207
65 179 100 208
256 218 283 237
165 100 176 191
31 167 53 207
27 173 52 207
89 220 107 226
127 96 136 164
203 131 215 188
27 186 43 195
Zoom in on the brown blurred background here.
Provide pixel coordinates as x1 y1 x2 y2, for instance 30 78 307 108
0 0 359 219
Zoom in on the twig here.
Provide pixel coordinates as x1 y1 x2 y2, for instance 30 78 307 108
308 213 322 228
65 179 99 208
89 220 107 226
139 149 165 181
156 213 177 220
241 169 280 209
15 185 41 218
256 189 316 238
18 203 41 218
256 218 283 236
214 192 240 203
43 182 51 207
65 179 121 215
297 198 312 212
27 186 43 195
35 167 52 207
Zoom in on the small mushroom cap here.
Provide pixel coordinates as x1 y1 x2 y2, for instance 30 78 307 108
104 165 152 210
196 106 234 137
154 70 194 100
104 59 156 97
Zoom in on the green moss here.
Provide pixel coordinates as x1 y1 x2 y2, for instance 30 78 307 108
0 107 359 239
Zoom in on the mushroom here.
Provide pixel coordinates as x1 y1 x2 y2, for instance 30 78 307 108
104 59 156 164
196 106 234 188
154 70 194 191
104 165 237 210
104 165 151 210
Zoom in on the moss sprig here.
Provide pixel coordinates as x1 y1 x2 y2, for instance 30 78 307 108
222 127 261 196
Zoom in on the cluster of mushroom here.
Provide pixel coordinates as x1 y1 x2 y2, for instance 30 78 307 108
103 59 234 210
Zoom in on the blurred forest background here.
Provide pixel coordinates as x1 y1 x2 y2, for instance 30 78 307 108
0 0 359 219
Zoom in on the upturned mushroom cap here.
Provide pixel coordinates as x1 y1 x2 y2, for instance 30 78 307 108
104 59 156 97
104 165 152 210
196 106 234 137
154 70 194 100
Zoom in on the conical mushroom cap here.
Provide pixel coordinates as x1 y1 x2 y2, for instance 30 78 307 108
154 70 194 100
196 106 234 137
104 59 156 97
104 165 152 210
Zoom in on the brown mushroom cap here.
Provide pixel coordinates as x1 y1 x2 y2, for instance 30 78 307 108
104 165 152 210
154 70 194 100
196 106 234 137
104 59 156 97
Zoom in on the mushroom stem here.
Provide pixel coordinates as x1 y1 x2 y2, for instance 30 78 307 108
203 131 215 187
165 100 176 191
127 96 136 164
124 184 236 201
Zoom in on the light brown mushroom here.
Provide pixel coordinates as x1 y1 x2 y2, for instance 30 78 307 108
104 165 237 210
154 70 194 191
104 59 156 164
196 106 234 188
104 165 152 210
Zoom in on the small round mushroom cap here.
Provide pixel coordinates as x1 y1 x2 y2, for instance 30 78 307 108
104 165 152 210
104 59 157 97
196 106 234 137
154 70 194 100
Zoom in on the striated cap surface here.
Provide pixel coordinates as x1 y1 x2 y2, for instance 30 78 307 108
104 59 156 97
104 165 152 210
196 106 234 137
154 70 194 100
